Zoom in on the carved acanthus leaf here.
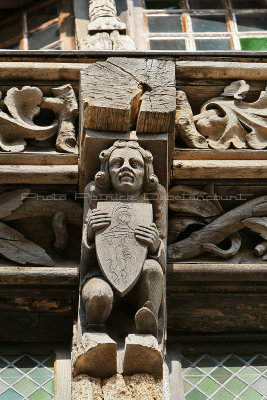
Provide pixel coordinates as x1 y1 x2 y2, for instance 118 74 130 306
0 221 53 266
176 81 267 150
242 217 267 240
0 188 31 219
0 85 78 153
169 185 221 218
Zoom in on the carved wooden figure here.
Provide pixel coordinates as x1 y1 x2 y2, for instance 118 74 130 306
73 140 166 379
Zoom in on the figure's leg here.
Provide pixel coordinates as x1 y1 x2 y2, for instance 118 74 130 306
74 277 117 378
133 259 163 337
82 277 113 329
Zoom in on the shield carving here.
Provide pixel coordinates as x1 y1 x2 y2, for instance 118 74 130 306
95 202 153 297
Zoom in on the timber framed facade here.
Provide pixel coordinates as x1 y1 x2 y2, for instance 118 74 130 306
0 45 266 400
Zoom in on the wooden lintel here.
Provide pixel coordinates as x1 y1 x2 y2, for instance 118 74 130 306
173 160 267 179
0 165 78 184
176 61 267 80
174 148 267 161
0 266 79 285
0 150 78 165
167 263 267 282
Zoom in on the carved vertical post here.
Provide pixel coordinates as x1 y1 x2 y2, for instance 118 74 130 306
72 57 175 399
79 0 135 50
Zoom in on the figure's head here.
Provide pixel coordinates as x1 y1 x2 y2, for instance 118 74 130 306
95 141 158 196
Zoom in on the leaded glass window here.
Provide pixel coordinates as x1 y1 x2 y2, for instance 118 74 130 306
181 353 267 399
0 354 55 400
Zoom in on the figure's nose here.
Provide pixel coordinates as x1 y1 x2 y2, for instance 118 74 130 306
120 159 131 170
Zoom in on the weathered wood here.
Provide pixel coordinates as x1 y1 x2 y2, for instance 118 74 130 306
173 160 267 179
0 148 78 165
55 348 72 400
174 148 267 160
176 61 267 80
167 292 267 333
58 0 76 50
0 165 78 184
0 267 78 285
88 0 125 32
81 57 175 133
167 263 267 282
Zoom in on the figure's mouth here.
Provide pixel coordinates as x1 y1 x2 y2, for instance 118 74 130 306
119 172 134 182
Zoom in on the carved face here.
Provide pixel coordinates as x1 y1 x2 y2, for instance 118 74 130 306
108 147 145 196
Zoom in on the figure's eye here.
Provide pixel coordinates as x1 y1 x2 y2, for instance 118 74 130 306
131 161 139 168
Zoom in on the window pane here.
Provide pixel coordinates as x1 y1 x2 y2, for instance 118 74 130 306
181 353 267 400
195 38 231 50
0 354 54 399
240 37 267 50
150 39 185 49
27 1 58 31
189 0 225 9
28 23 60 49
232 0 266 8
145 0 181 10
236 14 267 31
147 15 182 33
191 15 228 32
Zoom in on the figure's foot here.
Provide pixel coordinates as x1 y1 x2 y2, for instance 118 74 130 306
73 332 117 379
135 304 158 338
122 334 163 379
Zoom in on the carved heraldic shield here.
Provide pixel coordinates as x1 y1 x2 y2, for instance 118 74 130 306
96 202 153 296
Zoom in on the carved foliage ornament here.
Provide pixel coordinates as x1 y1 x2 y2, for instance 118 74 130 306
168 184 267 261
0 188 82 266
0 84 78 153
176 80 267 150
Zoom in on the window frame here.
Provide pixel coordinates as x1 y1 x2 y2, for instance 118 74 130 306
138 0 267 51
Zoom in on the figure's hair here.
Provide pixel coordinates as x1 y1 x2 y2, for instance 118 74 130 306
94 140 159 192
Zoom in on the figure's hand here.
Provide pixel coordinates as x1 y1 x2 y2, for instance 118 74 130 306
87 209 111 242
134 223 160 255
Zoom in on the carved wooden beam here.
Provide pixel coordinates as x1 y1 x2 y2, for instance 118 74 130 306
80 57 176 133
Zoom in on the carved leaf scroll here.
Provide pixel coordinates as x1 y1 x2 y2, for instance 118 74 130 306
176 80 267 150
0 85 78 153
0 188 31 219
0 221 53 266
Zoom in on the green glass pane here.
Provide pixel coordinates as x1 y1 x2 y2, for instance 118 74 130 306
252 376 267 396
147 15 182 33
223 355 245 372
150 39 185 50
250 355 267 372
43 379 54 394
15 356 37 373
29 367 53 385
189 0 224 8
239 387 262 400
238 366 259 383
186 388 206 400
236 14 267 32
0 368 22 385
225 377 247 394
195 38 231 50
195 355 217 372
0 381 8 395
29 389 53 400
145 0 181 10
184 369 205 384
183 380 193 394
211 366 232 383
232 0 266 7
198 377 220 395
191 15 228 32
0 389 22 400
213 388 235 400
14 377 38 396
181 356 192 369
